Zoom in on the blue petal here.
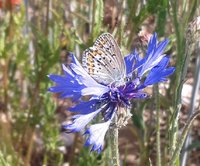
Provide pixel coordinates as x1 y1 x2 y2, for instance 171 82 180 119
48 62 85 100
59 92 73 98
62 106 103 132
48 75 70 84
84 120 112 153
48 54 109 101
124 50 139 75
125 90 149 99
69 99 99 114
134 33 169 78
48 81 84 100
142 56 175 86
146 32 157 55
144 67 175 86
102 103 117 121
62 64 75 78
48 85 72 93
69 52 82 66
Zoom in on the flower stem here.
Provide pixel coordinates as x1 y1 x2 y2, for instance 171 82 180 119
169 110 200 166
154 84 161 166
109 116 120 166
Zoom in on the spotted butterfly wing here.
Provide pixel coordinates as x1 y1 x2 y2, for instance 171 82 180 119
82 33 126 86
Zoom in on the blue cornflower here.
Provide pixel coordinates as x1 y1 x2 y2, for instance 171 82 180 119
48 33 175 153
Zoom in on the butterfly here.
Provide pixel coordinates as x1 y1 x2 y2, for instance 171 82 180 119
82 33 126 86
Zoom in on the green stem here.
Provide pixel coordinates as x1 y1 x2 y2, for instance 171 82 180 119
109 116 120 166
91 0 96 37
154 84 161 166
169 0 186 157
169 110 200 166
45 0 50 36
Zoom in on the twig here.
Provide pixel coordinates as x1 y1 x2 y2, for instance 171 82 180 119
169 110 200 166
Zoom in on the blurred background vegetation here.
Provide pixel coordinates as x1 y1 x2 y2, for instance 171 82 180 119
0 0 200 166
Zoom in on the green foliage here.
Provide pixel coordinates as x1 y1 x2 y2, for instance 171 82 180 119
92 0 104 39
77 143 112 166
77 148 103 166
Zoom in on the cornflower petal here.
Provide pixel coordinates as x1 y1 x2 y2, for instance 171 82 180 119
84 119 112 153
143 56 175 87
69 99 99 114
63 105 104 132
47 75 70 84
124 50 142 78
47 73 84 100
124 50 139 75
48 53 109 101
135 33 169 78
125 90 149 99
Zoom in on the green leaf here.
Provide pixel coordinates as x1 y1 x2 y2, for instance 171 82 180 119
0 31 5 54
92 0 104 39
156 0 168 35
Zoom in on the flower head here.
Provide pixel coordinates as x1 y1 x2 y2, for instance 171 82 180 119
48 33 175 153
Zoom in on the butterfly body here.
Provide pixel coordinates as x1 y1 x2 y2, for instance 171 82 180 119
82 33 126 86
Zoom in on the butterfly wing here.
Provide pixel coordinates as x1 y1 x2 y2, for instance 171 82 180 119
82 33 126 85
